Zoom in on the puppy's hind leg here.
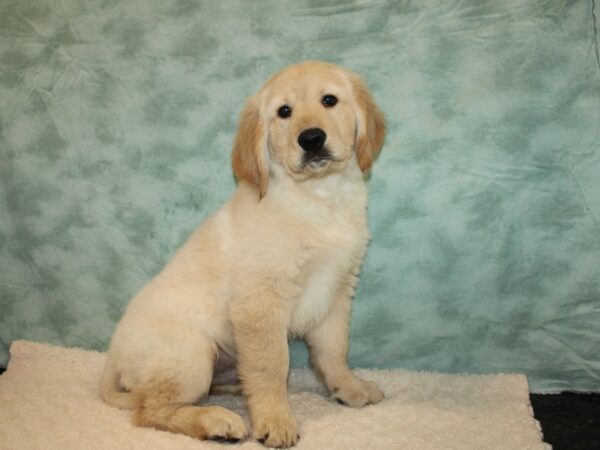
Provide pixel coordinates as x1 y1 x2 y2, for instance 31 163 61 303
132 339 248 442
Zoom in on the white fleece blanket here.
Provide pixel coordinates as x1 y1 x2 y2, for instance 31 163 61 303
0 341 550 450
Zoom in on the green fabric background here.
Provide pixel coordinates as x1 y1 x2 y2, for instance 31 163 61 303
1 0 599 392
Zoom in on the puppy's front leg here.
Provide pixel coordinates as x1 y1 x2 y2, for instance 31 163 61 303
305 282 384 407
231 293 299 448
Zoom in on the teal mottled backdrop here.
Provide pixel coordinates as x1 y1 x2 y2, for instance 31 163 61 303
1 0 599 392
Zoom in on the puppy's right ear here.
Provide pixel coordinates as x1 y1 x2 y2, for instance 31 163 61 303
231 96 268 198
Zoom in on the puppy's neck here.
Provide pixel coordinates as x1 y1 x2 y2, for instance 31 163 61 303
267 160 368 213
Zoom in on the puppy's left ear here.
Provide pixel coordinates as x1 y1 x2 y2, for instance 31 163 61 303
231 95 269 198
350 74 386 173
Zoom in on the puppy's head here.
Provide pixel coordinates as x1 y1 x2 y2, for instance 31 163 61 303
232 61 385 197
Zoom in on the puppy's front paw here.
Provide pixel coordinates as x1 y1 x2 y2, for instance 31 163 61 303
332 376 384 408
253 412 299 448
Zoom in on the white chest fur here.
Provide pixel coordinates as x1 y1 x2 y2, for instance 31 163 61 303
281 166 368 336
288 249 354 336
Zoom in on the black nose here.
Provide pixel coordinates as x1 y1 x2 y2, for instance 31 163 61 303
298 128 327 153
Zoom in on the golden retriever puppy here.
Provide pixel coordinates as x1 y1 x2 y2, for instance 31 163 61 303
100 60 385 448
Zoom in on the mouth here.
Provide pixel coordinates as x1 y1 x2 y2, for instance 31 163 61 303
302 147 338 168
303 154 331 168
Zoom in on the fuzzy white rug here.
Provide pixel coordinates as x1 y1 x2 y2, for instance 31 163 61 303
0 341 550 450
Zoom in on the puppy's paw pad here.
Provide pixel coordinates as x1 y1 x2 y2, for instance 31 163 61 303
253 413 299 448
332 378 384 408
209 435 242 444
199 406 248 442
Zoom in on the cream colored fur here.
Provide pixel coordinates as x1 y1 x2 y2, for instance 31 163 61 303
100 61 386 448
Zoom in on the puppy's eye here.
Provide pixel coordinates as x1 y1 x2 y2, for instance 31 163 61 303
322 94 338 107
277 105 292 119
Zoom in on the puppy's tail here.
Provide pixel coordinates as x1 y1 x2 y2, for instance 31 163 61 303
99 357 135 410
